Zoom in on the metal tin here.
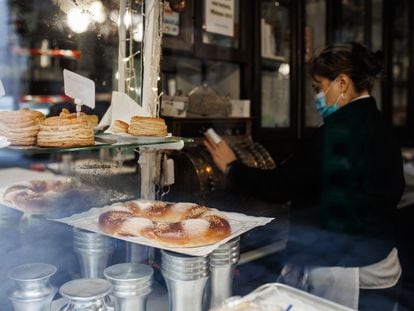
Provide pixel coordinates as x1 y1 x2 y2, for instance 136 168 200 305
104 263 153 311
208 237 240 309
59 278 113 311
161 250 209 311
8 263 57 311
73 228 115 278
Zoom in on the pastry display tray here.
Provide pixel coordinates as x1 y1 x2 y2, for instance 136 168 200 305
3 134 193 155
53 203 274 257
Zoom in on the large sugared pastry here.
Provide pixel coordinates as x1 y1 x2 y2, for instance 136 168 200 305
3 180 78 213
128 116 168 137
0 108 45 146
99 200 231 247
37 109 95 147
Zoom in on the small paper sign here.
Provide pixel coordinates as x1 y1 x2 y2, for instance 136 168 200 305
163 2 180 36
205 0 234 37
0 79 5 97
63 69 95 109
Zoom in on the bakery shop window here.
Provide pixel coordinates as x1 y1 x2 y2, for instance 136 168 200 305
0 0 143 119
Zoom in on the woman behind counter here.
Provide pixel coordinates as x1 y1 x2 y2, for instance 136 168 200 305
204 42 405 310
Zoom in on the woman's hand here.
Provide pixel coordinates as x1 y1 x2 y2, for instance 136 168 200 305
203 135 237 173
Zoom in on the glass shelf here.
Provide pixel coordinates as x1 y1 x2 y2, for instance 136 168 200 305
2 134 194 155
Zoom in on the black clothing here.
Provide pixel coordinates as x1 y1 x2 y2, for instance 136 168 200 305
228 96 405 267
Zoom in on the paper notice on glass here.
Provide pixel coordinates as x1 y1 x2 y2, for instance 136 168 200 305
53 203 274 257
98 91 151 131
63 69 95 109
0 79 5 97
163 2 180 36
205 0 234 37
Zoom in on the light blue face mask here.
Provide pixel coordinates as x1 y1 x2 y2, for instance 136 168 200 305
314 78 342 119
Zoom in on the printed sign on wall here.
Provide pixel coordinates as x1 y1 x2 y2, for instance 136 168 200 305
163 2 180 36
205 0 234 37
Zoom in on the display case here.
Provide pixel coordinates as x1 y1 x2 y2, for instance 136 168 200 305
0 2 289 311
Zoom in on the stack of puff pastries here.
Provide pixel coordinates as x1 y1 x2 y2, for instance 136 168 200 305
0 108 45 146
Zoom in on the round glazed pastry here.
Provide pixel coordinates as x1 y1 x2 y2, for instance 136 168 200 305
110 120 129 134
128 116 167 137
3 180 77 213
98 200 231 247
0 109 45 146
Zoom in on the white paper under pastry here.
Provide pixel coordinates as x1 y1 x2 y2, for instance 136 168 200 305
53 203 274 257
0 79 5 97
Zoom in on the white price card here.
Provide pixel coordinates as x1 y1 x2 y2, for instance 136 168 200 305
63 69 95 109
0 79 5 97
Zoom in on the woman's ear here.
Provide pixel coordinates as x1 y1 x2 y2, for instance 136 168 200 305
337 74 352 93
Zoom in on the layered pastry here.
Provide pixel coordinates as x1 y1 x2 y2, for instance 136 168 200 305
59 108 99 128
0 108 45 146
37 109 94 147
110 120 129 134
128 116 168 137
99 200 231 247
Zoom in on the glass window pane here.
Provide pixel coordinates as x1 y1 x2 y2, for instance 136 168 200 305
0 0 143 116
161 56 203 96
261 63 290 128
261 0 290 61
260 0 291 129
304 0 326 127
161 56 240 99
371 0 383 110
335 0 366 43
391 0 409 126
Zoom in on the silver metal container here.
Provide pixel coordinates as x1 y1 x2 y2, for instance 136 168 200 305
59 278 113 311
104 263 153 311
126 242 153 264
73 228 115 278
161 250 209 311
8 263 57 311
208 237 240 309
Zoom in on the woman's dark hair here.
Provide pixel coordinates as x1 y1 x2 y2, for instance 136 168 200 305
309 42 384 92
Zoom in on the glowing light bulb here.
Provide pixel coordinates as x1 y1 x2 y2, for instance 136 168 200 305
89 1 106 23
67 8 91 33
278 63 290 76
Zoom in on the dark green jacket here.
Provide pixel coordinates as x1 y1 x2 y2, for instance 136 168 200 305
228 96 405 266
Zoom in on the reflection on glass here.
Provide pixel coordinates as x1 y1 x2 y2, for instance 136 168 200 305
261 63 290 128
261 0 290 61
335 0 366 43
371 0 383 110
161 56 240 99
162 57 203 96
202 0 240 48
0 0 143 118
260 0 291 129
205 61 240 99
304 0 326 127
391 0 409 126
